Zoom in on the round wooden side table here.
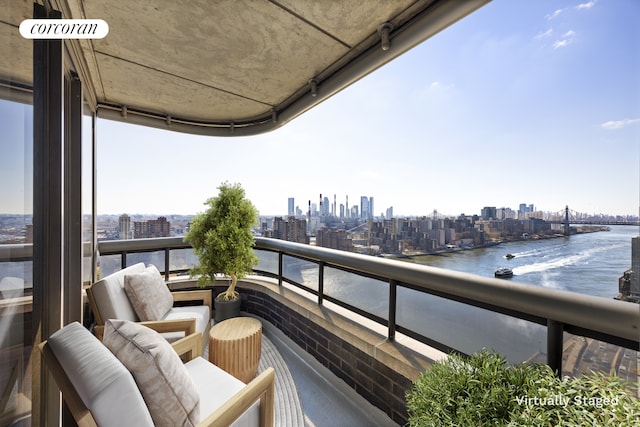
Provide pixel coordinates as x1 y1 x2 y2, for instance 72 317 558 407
208 317 262 383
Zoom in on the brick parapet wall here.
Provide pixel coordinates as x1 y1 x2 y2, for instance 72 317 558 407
208 279 435 425
170 277 434 424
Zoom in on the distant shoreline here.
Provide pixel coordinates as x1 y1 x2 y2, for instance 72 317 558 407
391 225 610 260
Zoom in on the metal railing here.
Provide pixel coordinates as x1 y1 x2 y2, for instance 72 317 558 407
252 238 639 373
98 237 192 280
3 237 638 376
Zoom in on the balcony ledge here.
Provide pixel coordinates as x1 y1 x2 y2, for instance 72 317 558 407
168 275 444 424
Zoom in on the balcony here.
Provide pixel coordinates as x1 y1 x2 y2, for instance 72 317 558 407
3 236 637 425
2 0 639 424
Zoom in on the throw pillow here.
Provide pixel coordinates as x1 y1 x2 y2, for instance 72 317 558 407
103 319 200 426
124 264 174 321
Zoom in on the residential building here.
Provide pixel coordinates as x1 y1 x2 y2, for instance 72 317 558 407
316 227 353 251
134 217 171 239
118 214 133 240
270 216 309 244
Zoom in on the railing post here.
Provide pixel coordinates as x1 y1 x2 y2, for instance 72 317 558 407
122 251 127 269
547 319 564 377
278 252 283 286
164 247 171 281
318 262 325 305
388 280 397 341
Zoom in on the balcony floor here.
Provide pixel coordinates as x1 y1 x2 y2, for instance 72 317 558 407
206 315 398 427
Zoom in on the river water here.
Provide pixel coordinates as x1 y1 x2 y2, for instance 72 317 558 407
296 225 639 363
404 225 637 299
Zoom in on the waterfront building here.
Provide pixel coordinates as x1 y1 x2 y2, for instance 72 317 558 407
619 236 640 302
522 218 552 235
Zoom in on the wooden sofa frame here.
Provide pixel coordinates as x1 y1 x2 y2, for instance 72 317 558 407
39 326 275 427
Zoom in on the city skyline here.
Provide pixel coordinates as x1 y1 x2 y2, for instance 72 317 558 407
1 0 639 218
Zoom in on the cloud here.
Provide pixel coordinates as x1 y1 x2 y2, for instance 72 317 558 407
576 0 597 10
534 28 553 40
546 9 565 20
601 118 640 130
547 1 595 22
428 81 454 92
553 30 576 49
553 39 569 49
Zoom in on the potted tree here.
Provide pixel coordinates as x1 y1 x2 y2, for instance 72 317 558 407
185 182 259 322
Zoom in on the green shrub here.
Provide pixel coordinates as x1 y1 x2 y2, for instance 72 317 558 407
406 350 640 426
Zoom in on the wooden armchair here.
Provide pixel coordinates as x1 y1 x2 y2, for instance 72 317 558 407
39 321 275 427
86 262 212 348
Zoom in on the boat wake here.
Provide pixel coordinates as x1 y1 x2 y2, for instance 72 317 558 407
510 241 570 259
512 244 620 276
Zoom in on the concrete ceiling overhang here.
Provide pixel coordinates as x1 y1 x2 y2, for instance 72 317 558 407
1 0 490 136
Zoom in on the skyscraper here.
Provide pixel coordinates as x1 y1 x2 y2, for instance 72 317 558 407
322 196 330 216
360 196 369 220
345 195 349 218
288 197 295 216
361 196 374 220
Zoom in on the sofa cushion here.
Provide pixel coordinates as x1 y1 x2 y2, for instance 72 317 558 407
103 319 200 426
124 264 174 321
47 322 153 427
91 262 146 322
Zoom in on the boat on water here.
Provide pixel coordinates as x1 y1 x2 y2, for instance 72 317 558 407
495 268 514 278
505 253 515 259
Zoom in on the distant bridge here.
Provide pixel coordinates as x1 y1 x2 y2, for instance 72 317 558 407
546 206 639 232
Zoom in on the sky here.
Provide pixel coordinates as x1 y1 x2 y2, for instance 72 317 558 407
2 0 639 218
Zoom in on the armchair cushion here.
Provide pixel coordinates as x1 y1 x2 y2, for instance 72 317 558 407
47 322 153 426
185 357 260 426
124 264 174 321
163 305 210 340
91 262 147 322
104 319 200 426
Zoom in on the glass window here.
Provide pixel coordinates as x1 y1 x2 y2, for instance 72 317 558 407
0 97 33 426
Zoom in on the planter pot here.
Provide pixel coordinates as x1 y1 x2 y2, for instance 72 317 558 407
214 296 241 323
